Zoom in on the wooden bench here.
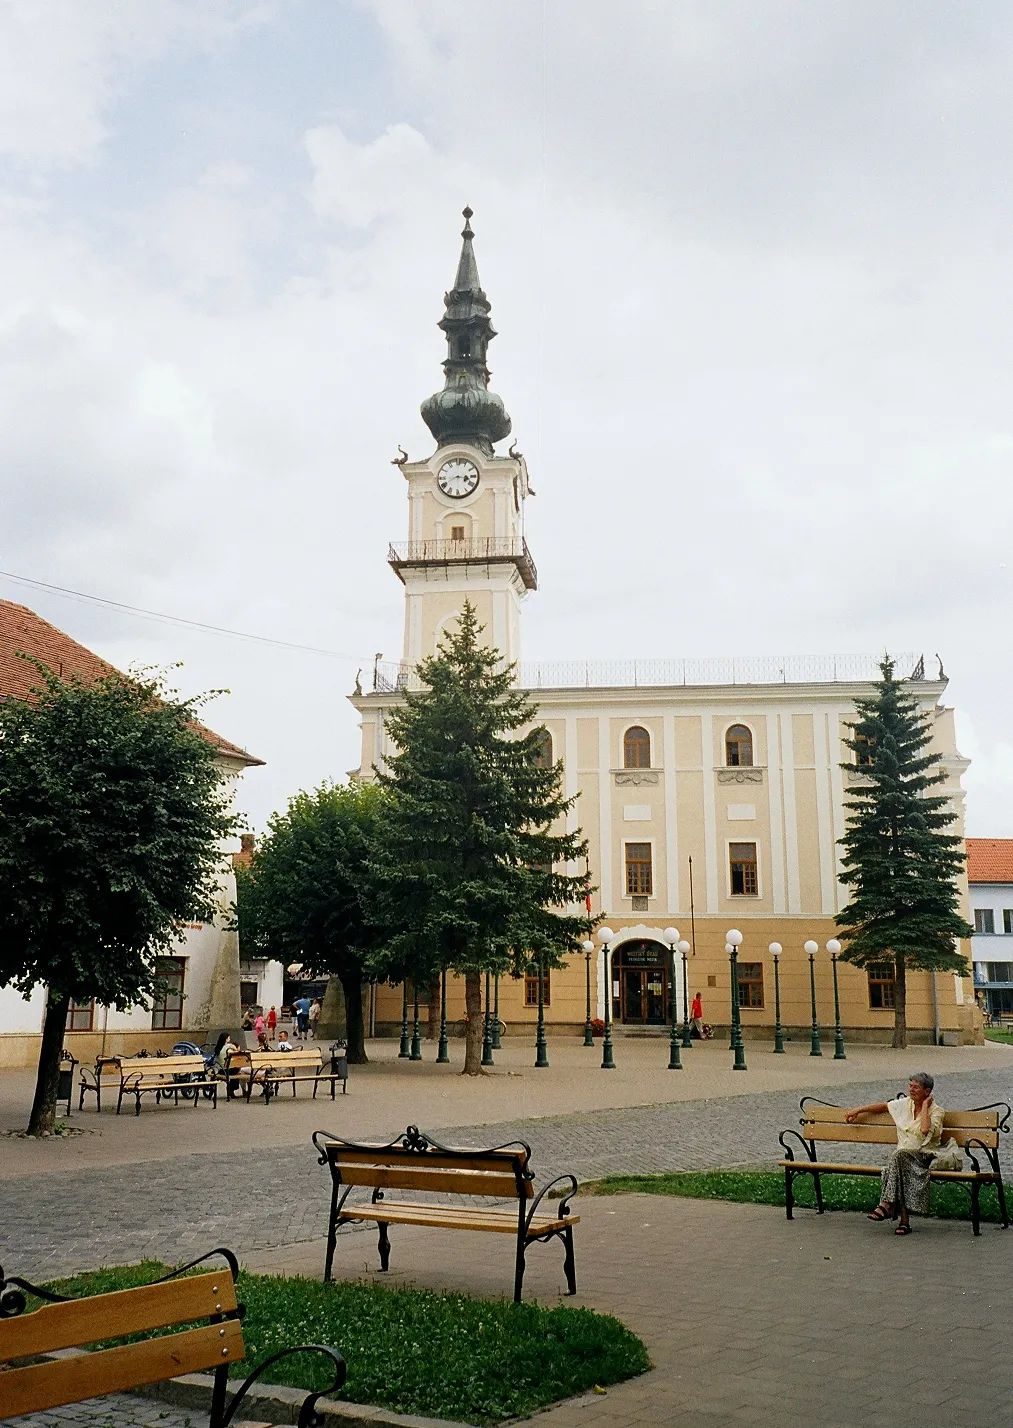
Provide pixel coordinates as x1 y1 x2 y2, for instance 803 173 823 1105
228 1048 347 1103
313 1124 580 1303
78 1056 122 1113
778 1096 1011 1235
101 1054 221 1116
0 1248 344 1425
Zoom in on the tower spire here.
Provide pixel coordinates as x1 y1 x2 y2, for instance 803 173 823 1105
421 207 512 456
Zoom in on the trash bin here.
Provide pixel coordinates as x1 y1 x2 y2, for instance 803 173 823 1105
330 1041 349 1093
57 1051 78 1117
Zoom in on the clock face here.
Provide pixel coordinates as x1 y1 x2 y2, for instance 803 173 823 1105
437 458 480 498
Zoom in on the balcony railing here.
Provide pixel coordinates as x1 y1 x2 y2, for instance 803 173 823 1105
387 538 537 591
372 652 924 694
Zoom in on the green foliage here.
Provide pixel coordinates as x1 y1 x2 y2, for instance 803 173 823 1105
364 602 593 984
580 1170 1009 1223
835 657 972 978
39 1263 649 1425
0 661 234 1008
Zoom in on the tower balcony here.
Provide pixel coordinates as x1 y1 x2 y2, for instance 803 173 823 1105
387 537 537 591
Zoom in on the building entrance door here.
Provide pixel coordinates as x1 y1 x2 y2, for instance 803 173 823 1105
613 941 669 1024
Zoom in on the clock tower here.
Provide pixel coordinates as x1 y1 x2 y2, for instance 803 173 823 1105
388 209 535 668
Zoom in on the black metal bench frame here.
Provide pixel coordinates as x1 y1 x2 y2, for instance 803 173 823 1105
0 1247 344 1427
778 1095 1011 1236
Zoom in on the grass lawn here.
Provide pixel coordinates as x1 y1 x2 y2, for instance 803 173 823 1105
984 1027 1013 1045
36 1263 649 1426
581 1168 1010 1222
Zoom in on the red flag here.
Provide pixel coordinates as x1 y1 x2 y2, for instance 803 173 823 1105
585 894 592 916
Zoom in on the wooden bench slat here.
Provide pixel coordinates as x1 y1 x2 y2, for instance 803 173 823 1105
0 1272 236 1361
0 1319 245 1417
334 1165 527 1198
779 1159 997 1181
328 1147 529 1176
803 1123 1000 1149
341 1203 579 1235
116 1057 210 1073
804 1104 1002 1129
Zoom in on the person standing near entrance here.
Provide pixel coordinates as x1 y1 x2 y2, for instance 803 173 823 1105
293 994 312 1040
690 993 705 1039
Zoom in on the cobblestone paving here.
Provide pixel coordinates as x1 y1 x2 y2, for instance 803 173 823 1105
6 1400 201 1428
3 1066 1009 1283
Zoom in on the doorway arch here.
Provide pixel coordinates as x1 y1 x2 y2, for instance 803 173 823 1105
611 939 670 1025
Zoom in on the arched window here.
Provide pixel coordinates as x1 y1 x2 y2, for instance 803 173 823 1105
532 729 553 768
623 726 651 769
725 724 753 768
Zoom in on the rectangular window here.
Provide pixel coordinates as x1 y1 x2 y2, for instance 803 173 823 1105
151 957 186 1031
625 842 653 896
1004 910 1013 935
975 908 996 934
987 963 1013 984
67 997 95 1031
736 962 764 1009
450 526 465 541
729 842 758 896
868 962 896 1009
524 968 551 1006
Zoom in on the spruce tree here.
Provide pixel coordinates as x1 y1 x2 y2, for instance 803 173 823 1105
364 602 593 1074
836 657 972 1048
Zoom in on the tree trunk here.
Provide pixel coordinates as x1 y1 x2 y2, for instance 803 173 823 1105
427 977 440 1040
28 990 70 1136
339 969 368 1064
462 970 484 1075
892 953 908 1049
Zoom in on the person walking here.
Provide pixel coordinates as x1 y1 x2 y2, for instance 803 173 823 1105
309 998 321 1041
293 994 312 1041
267 1005 278 1037
690 993 705 1039
254 1010 265 1042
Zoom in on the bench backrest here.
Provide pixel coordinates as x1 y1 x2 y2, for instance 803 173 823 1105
116 1055 209 1079
317 1129 533 1201
0 1270 243 1416
800 1100 1006 1150
243 1050 323 1071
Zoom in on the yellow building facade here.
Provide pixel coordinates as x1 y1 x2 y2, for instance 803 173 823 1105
352 211 981 1047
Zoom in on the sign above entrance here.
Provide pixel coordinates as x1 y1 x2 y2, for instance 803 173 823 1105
614 940 665 966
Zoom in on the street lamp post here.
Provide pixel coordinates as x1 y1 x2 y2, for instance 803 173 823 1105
727 929 747 1070
725 943 735 1049
582 940 595 1046
410 984 422 1060
769 942 785 1053
481 970 495 1067
663 927 682 1070
598 927 616 1070
535 955 549 1068
492 975 502 1050
679 940 692 1048
828 939 846 1060
398 982 410 1059
805 940 822 1056
436 967 450 1064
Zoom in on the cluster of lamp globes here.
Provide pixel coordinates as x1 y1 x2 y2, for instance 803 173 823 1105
578 930 842 957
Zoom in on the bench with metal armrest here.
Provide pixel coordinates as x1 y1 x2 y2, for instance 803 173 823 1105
228 1048 347 1103
313 1123 580 1303
0 1248 345 1425
778 1096 1010 1236
95 1054 221 1116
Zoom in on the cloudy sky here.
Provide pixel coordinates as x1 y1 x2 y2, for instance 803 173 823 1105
2 1 1012 834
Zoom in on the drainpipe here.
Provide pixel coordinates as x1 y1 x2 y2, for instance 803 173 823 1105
931 971 941 1046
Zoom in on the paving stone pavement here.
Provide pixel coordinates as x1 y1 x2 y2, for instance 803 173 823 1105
3 1066 1010 1282
5 1400 200 1428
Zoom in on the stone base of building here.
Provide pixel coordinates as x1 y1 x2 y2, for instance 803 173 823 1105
0 1029 197 1069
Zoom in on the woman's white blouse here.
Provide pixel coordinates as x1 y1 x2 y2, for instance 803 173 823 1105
888 1096 945 1153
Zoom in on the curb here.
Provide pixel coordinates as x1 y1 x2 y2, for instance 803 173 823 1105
131 1371 477 1428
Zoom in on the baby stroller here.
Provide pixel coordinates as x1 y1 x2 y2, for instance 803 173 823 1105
172 1040 218 1100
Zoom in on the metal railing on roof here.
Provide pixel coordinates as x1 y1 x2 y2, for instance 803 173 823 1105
372 652 925 694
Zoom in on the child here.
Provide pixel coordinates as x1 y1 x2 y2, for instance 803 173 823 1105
267 1005 278 1035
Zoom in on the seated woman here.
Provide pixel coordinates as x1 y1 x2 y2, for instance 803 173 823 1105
845 1072 945 1235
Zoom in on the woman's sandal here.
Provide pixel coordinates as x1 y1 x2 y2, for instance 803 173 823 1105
894 1224 913 1235
867 1206 891 1222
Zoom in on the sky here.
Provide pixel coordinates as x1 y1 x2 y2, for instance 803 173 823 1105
2 0 1012 835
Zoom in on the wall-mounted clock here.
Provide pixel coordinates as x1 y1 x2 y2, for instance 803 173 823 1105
437 458 480 498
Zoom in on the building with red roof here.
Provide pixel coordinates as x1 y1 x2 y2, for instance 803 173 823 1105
967 838 1013 1018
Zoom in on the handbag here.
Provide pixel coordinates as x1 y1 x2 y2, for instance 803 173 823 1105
931 1138 963 1172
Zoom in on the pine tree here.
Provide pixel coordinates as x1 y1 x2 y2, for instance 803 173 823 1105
836 657 973 1048
364 602 593 1074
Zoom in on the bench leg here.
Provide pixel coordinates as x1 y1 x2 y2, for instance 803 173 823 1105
561 1226 577 1295
514 1236 527 1304
785 1167 794 1220
135 1091 142 1117
971 1178 981 1236
813 1171 825 1214
323 1183 340 1283
377 1221 391 1272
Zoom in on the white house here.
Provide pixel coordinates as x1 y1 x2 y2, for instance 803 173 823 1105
967 838 1013 1019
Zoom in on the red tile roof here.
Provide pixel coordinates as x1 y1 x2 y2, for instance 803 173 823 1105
0 599 264 767
966 838 1013 884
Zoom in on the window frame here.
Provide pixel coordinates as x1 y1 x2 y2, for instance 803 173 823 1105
622 725 652 770
728 840 759 897
1005 910 1013 935
151 956 187 1032
724 723 754 768
624 840 654 897
67 997 96 1032
867 961 896 1009
532 728 553 768
975 908 996 934
736 961 764 1009
524 966 551 1007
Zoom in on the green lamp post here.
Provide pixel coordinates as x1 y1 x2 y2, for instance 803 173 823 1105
805 940 822 1056
581 940 595 1047
725 942 736 1049
398 982 410 1058
678 940 692 1048
663 927 682 1070
410 984 422 1061
598 927 616 1070
769 942 785 1053
535 955 549 1068
828 939 846 1060
492 974 502 1050
436 967 450 1064
728 928 747 1071
481 970 495 1067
